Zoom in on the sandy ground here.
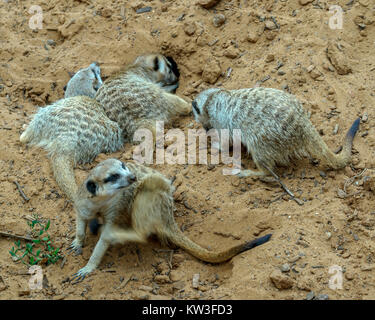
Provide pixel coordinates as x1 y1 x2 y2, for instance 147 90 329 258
0 0 375 300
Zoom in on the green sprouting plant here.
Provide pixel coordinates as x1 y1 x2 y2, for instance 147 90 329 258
9 214 63 266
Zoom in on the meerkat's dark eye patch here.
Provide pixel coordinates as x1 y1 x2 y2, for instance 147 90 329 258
166 56 180 79
192 101 200 114
63 85 67 92
153 57 159 71
86 180 97 196
104 173 120 183
121 162 126 170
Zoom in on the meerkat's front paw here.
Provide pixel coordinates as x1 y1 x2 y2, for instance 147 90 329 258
68 239 83 255
71 265 95 283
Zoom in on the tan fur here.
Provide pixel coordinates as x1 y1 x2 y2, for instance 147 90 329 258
95 54 191 143
70 159 271 281
20 65 122 200
192 87 360 177
64 62 102 99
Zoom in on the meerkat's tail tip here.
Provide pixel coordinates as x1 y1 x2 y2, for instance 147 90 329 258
239 233 272 253
345 117 360 142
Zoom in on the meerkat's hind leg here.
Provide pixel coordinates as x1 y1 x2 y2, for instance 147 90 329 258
237 168 268 178
236 158 269 178
164 92 192 115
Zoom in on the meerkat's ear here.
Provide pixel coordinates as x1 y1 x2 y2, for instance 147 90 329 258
192 101 200 114
153 56 159 71
166 56 180 78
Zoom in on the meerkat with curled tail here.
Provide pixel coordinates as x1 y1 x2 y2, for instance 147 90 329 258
192 87 360 177
70 159 272 281
20 63 123 200
95 54 191 142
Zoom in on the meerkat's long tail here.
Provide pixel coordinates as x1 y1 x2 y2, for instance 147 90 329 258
132 173 272 263
306 118 360 170
50 154 78 200
163 224 272 263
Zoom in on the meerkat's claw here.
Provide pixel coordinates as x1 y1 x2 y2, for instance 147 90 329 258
71 266 93 283
68 240 83 255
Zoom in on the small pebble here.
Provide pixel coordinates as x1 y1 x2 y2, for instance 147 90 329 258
306 291 315 300
192 274 200 289
213 14 226 27
280 263 290 272
136 7 152 14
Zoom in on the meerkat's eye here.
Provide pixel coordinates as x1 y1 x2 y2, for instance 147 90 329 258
86 180 97 195
121 162 126 170
153 57 159 71
192 101 200 114
104 173 120 183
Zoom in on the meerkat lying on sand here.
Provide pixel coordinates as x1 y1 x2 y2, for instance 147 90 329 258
70 159 272 282
20 63 123 200
95 54 191 142
192 87 360 177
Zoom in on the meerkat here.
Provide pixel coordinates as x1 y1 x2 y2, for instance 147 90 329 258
70 159 272 281
64 62 102 99
191 87 360 177
95 54 191 142
20 64 123 200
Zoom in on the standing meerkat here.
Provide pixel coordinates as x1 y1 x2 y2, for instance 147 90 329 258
70 159 272 281
95 54 191 142
20 63 123 200
192 87 360 177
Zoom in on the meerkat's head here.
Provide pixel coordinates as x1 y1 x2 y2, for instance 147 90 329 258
83 159 136 201
192 88 221 131
64 62 103 99
133 54 180 88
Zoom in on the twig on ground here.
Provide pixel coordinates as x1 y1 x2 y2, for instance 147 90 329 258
0 231 32 242
13 181 30 202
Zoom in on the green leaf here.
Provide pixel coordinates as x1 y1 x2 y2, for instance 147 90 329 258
42 237 49 242
39 229 44 236
36 249 41 257
32 239 41 244
45 220 50 231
